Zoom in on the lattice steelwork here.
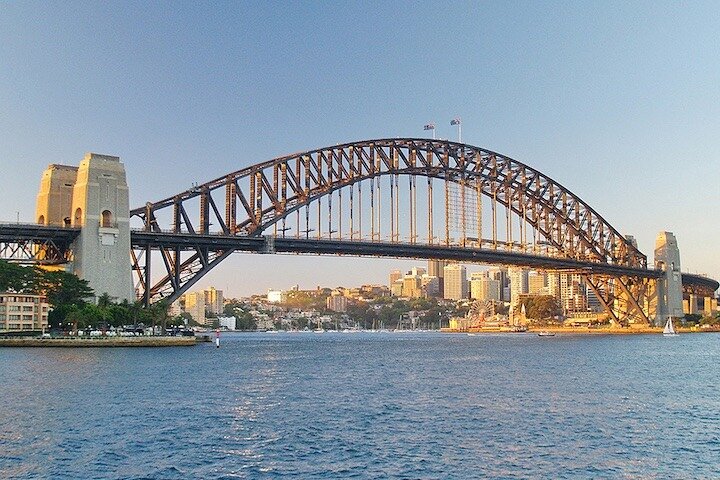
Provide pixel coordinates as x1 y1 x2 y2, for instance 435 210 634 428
130 138 658 323
0 224 79 265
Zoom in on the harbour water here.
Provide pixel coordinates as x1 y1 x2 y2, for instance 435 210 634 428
1 332 718 479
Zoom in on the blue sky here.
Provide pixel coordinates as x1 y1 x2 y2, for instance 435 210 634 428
1 1 718 296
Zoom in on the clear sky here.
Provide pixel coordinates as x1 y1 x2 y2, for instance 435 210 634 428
1 1 718 296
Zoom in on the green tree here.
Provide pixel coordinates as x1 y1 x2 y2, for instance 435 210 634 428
107 303 132 327
0 260 38 292
38 270 94 307
143 300 170 334
64 303 111 334
347 303 378 329
97 292 115 308
235 310 257 330
522 295 562 321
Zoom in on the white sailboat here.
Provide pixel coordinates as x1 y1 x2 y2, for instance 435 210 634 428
663 317 678 336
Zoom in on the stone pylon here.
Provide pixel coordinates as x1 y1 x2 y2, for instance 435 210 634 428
654 231 683 325
36 153 134 303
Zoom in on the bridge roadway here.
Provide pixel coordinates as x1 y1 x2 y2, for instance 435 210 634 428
0 223 80 243
130 230 665 280
0 223 80 264
3 224 719 291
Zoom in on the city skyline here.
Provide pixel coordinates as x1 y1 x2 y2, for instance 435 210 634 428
1 2 718 296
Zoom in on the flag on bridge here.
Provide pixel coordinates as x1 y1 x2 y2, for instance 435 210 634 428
423 123 435 130
450 118 461 126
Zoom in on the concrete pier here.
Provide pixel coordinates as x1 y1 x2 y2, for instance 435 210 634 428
0 336 197 347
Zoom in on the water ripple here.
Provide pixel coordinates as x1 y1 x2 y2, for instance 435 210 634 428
1 333 719 478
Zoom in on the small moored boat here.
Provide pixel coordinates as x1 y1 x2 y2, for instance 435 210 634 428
537 331 555 337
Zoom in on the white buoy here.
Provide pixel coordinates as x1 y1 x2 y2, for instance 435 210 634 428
215 329 220 348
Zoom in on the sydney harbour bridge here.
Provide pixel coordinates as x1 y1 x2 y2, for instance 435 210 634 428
1 138 717 325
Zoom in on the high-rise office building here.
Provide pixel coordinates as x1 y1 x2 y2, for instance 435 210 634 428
389 270 402 289
428 260 446 278
470 272 501 301
560 274 587 313
488 267 508 301
428 260 446 296
443 264 468 300
403 273 422 298
183 291 206 325
204 287 224 315
508 267 529 307
528 271 547 295
421 275 441 297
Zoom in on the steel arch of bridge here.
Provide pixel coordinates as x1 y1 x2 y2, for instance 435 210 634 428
131 138 653 323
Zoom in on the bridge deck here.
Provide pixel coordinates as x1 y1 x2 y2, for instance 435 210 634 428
4 224 715 290
0 223 81 243
130 231 665 279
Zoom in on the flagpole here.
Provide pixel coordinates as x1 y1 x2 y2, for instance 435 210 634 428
451 117 462 143
423 123 436 140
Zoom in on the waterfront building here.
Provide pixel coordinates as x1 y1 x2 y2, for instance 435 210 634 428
217 316 236 330
0 293 49 331
560 274 587 313
254 314 275 331
546 272 595 314
444 264 468 300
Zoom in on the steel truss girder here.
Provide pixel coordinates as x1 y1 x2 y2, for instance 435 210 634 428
133 243 234 306
0 239 73 265
129 138 653 307
583 274 654 325
0 224 79 265
130 233 662 307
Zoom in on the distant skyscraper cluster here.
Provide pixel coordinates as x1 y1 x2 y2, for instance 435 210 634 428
387 261 603 316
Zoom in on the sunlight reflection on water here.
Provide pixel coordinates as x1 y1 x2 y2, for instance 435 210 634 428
0 333 719 479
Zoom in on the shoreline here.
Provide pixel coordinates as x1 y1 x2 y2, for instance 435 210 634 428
444 325 720 335
0 336 198 347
